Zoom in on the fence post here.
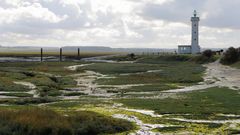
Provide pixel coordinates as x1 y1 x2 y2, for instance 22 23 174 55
60 48 62 62
78 48 80 59
40 48 43 62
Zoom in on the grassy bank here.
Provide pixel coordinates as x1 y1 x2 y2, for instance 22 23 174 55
116 87 240 115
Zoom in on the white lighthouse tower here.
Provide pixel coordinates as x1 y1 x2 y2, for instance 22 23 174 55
178 10 201 54
191 10 200 54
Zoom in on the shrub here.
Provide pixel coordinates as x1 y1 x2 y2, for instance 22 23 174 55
221 47 239 65
71 111 134 135
0 108 72 135
128 53 135 59
202 50 213 58
191 50 216 64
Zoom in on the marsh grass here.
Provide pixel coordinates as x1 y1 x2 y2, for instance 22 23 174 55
0 108 134 135
63 92 87 96
93 62 204 85
0 62 79 97
0 92 33 97
152 126 185 133
116 87 240 115
124 84 179 92
0 97 58 105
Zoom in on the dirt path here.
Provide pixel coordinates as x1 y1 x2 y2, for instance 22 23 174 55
164 60 240 93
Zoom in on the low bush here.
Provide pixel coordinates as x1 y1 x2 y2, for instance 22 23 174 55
221 47 240 65
191 50 217 64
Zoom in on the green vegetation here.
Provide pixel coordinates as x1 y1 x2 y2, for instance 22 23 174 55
0 108 134 135
0 81 30 92
232 61 240 69
221 47 240 65
0 97 58 105
136 55 193 64
87 57 205 86
153 126 185 133
0 62 78 75
191 50 219 64
0 62 79 97
116 87 240 115
125 84 178 92
0 54 237 134
105 53 139 61
63 92 87 96
0 92 33 97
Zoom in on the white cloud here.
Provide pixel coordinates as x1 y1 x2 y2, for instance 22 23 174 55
0 0 239 48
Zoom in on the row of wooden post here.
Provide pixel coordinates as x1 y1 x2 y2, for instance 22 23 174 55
40 48 80 62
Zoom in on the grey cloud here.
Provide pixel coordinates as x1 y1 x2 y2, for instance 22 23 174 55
140 0 240 29
0 0 239 48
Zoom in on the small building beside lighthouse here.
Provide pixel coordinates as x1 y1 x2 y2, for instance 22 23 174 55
178 10 201 54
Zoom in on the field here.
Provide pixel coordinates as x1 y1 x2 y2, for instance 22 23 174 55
0 54 240 134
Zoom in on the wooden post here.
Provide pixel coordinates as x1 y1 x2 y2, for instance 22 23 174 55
41 48 43 62
78 48 80 58
60 48 62 62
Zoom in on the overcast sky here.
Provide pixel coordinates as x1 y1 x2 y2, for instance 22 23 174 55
0 0 240 48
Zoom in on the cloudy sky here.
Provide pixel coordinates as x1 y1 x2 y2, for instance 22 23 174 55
0 0 239 48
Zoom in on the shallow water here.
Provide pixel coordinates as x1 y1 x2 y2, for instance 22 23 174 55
0 56 61 62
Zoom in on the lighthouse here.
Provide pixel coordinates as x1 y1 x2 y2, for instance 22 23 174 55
178 10 201 54
191 10 200 54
